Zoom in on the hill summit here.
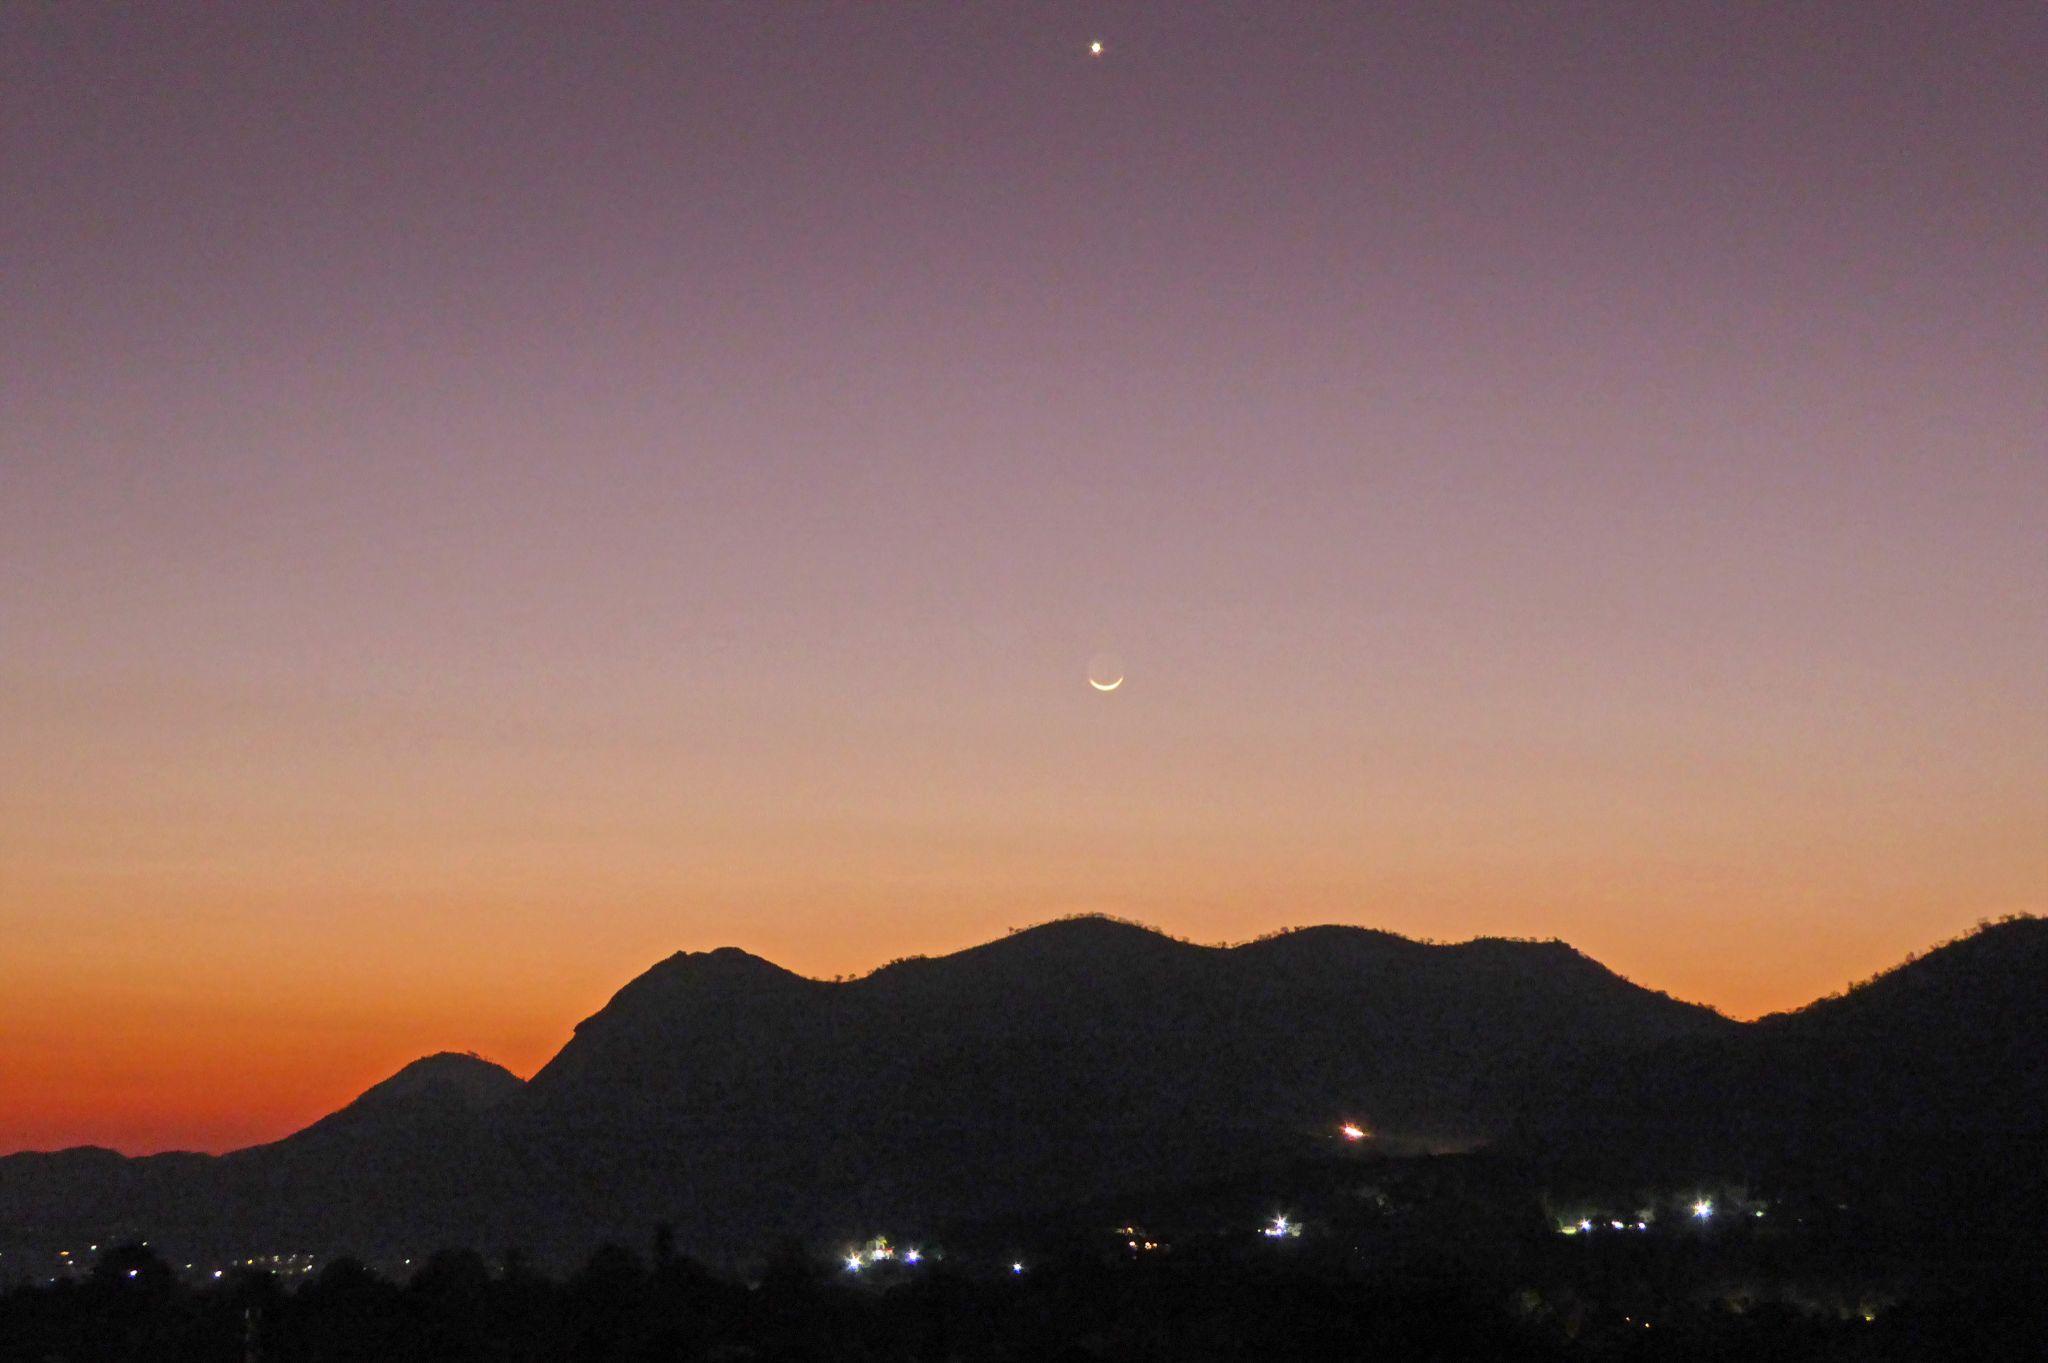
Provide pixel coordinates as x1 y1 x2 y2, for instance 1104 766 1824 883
291 1052 523 1141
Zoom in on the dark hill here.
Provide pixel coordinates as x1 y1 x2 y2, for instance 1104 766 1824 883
495 917 1729 1255
1543 917 2048 1159
199 1053 527 1257
285 1052 523 1144
0 1055 527 1264
524 918 1724 1132
0 1147 210 1241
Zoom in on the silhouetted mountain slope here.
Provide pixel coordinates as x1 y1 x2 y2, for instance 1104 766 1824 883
1542 917 2048 1159
282 1052 523 1145
0 1055 527 1261
187 1053 530 1256
0 1147 210 1238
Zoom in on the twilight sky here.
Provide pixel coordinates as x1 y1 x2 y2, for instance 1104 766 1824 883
3 2 2044 1154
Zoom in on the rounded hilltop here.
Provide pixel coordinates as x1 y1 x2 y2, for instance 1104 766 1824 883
276 1051 524 1146
360 1052 524 1112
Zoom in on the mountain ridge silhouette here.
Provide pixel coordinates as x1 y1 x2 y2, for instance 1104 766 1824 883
4 915 2041 1263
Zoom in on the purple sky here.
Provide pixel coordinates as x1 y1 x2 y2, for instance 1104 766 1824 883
3 2 2045 1151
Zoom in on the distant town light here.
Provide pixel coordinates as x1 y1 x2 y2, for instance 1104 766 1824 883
1692 1200 1713 1220
1011 1262 1024 1274
903 1249 921 1264
844 1255 863 1273
1340 1123 1367 1141
1578 1219 1592 1233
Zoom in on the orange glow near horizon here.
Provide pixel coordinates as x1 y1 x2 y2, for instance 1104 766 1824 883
3 661 2041 1151
3 675 2042 1152
4 845 2036 1153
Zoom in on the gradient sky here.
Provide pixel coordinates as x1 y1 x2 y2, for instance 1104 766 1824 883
4 2 2044 1155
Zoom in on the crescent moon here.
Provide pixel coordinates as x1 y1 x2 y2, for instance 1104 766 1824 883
1090 675 1124 692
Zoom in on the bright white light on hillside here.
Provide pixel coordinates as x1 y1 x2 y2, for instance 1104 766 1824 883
903 1249 921 1264
844 1255 863 1272
1692 1200 1713 1220
1340 1123 1366 1141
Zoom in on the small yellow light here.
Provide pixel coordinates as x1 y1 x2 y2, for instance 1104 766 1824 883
1089 41 1104 57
